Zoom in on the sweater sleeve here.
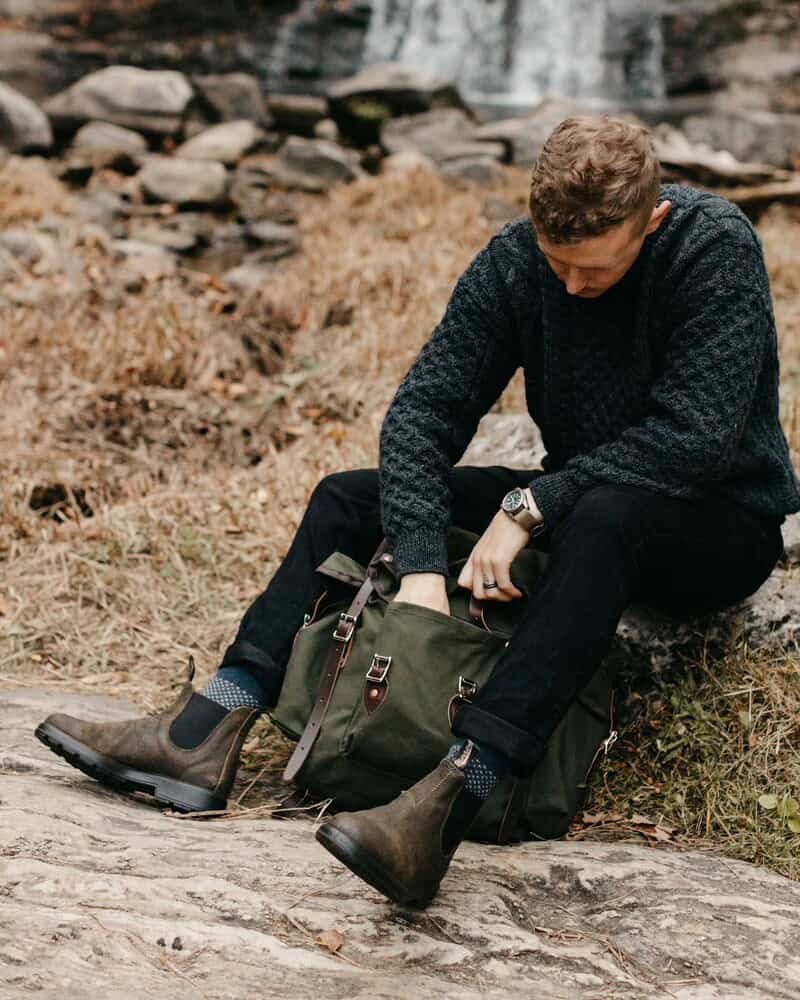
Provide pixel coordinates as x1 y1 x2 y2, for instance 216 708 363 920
529 230 772 526
379 233 523 576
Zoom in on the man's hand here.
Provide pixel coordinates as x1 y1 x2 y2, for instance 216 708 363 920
457 509 530 601
394 572 450 616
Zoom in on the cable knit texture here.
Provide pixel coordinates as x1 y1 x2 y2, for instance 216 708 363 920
379 183 800 577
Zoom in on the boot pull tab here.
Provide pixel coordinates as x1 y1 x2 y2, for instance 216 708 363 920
186 655 196 684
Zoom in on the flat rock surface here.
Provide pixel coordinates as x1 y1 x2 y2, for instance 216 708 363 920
3 688 800 1000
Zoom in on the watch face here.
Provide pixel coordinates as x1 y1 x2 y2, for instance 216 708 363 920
502 488 524 514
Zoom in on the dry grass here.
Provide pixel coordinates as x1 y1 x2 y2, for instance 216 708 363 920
2 160 798 875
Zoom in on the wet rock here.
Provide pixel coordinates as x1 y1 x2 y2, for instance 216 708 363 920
381 108 503 166
176 120 265 166
327 62 465 145
192 73 267 125
44 66 194 137
139 156 229 208
682 109 800 169
0 80 53 153
269 137 361 193
439 156 506 185
267 95 327 137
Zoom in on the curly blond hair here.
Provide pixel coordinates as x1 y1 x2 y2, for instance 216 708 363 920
528 115 661 244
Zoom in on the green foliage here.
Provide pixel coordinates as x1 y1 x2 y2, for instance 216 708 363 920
589 647 800 881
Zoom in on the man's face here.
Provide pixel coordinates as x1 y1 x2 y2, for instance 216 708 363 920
536 201 671 298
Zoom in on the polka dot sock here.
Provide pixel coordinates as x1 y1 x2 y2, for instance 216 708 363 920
201 665 270 712
442 739 512 854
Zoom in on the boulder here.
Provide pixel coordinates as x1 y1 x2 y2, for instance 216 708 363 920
714 176 800 219
192 73 267 124
313 118 339 143
460 414 800 655
381 150 439 176
176 120 264 165
0 80 53 152
0 246 19 283
111 238 177 269
0 30 65 102
652 123 788 186
245 220 300 259
268 137 361 193
67 121 148 174
327 62 465 145
5 687 800 1000
0 227 58 266
72 121 148 158
223 257 277 294
439 156 507 185
682 110 800 169
139 156 229 208
267 94 328 137
473 98 618 167
381 109 503 166
125 221 201 254
231 161 301 222
44 66 194 137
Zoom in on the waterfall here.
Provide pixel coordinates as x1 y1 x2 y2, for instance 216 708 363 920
362 0 665 113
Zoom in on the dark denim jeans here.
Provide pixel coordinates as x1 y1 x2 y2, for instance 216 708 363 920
222 466 784 776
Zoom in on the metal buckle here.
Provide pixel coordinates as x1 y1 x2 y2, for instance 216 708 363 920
458 676 478 701
332 612 356 643
602 730 619 755
366 653 392 683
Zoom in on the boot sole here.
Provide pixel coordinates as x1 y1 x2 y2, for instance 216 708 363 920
35 721 227 813
315 822 435 908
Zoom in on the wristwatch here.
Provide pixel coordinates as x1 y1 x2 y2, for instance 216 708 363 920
501 487 546 536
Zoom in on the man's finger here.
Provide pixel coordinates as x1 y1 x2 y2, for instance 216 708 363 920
494 563 523 600
457 555 474 590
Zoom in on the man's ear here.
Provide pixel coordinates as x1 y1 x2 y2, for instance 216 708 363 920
644 199 671 236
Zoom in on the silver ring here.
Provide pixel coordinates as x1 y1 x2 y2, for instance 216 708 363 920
483 580 498 590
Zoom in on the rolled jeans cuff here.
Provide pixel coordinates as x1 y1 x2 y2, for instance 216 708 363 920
452 703 545 778
221 640 284 707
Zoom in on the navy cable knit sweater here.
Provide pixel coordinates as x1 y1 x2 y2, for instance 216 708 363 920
378 183 800 577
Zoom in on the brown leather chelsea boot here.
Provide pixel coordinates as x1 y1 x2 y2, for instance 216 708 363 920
315 753 468 907
35 660 261 812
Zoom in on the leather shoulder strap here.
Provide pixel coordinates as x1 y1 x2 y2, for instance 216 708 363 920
282 539 387 783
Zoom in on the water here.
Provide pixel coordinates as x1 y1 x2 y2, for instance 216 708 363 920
361 0 665 114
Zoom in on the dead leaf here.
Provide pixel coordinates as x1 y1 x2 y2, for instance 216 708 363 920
315 928 344 954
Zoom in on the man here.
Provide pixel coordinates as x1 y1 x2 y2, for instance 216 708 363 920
37 116 799 906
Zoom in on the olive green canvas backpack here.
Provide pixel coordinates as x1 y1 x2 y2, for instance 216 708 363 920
270 526 618 843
